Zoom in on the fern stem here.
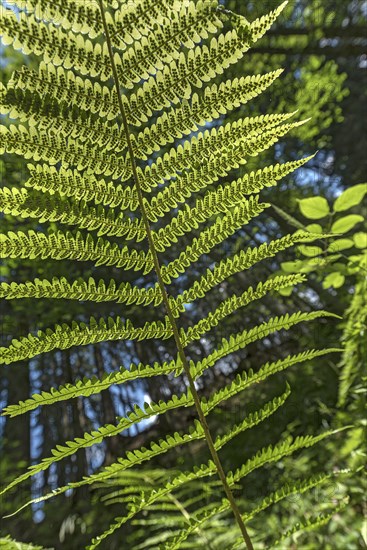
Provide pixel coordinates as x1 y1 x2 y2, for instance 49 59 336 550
98 3 254 548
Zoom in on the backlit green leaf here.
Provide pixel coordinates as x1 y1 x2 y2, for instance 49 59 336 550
328 239 354 252
298 197 330 219
353 232 367 249
298 245 323 257
322 272 345 289
333 184 367 212
331 215 363 234
305 223 323 233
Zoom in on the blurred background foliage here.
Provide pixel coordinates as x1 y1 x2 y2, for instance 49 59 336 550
0 0 366 548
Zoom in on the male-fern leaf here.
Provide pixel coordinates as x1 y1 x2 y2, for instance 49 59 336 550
0 0 347 548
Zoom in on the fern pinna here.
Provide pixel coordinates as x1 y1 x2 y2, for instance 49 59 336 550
0 1 347 548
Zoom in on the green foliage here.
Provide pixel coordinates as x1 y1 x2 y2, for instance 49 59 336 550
269 500 349 549
0 537 46 550
278 182 366 292
330 214 364 235
298 196 330 219
338 277 366 414
333 184 367 212
89 464 351 549
0 0 350 548
275 182 366 547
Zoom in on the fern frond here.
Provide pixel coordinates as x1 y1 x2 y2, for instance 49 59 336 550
25 164 139 210
202 349 341 414
6 64 120 121
135 70 283 154
139 112 297 189
0 392 196 499
0 10 111 79
269 500 349 549
191 316 341 380
0 0 345 545
148 157 313 241
0 229 153 271
2 358 178 417
125 2 287 124
0 124 131 178
0 316 172 365
172 232 322 307
144 120 308 219
214 385 291 451
158 195 267 261
161 198 268 283
0 187 145 240
0 276 162 306
182 274 306 344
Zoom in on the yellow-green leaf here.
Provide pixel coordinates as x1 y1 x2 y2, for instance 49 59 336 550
353 232 367 249
327 239 354 253
298 197 330 219
278 286 294 296
281 260 315 274
333 184 367 212
280 260 303 273
298 245 323 257
322 272 345 289
331 215 363 234
305 223 323 234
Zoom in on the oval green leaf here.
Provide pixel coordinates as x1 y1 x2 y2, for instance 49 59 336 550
298 196 330 219
333 184 367 212
278 286 294 297
353 232 367 249
331 215 363 234
281 260 315 274
280 260 302 273
322 272 345 289
328 239 354 253
305 223 323 234
297 245 323 257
